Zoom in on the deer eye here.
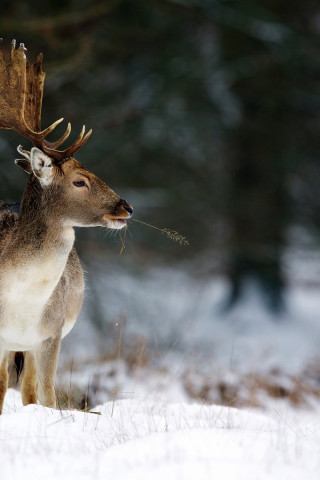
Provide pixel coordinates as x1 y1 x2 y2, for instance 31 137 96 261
73 180 87 187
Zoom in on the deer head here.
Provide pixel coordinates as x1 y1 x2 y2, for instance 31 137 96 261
0 39 133 229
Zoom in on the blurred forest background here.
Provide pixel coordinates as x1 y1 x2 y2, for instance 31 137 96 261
1 0 320 315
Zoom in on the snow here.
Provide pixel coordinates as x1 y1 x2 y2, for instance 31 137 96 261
1 389 320 480
2 252 320 479
61 258 320 406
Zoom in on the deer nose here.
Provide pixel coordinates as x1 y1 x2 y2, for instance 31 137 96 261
120 199 133 216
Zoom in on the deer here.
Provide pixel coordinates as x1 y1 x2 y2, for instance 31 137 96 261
0 39 133 413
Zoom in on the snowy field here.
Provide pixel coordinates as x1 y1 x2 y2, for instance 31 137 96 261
2 254 320 479
60 253 320 409
2 389 320 480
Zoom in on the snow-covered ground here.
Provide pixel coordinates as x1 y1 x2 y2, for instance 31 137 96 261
2 389 320 480
60 256 320 409
2 254 320 479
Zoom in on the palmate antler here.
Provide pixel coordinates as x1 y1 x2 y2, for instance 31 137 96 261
0 39 92 163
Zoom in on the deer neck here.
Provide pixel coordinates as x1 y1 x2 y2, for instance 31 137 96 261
1 177 75 288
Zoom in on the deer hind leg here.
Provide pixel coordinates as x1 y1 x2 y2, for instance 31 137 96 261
21 352 38 406
0 351 9 414
35 335 61 408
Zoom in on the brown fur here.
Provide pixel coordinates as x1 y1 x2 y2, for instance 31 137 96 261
0 353 8 413
20 352 37 405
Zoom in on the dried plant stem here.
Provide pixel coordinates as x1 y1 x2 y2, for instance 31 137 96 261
131 218 189 246
118 225 127 255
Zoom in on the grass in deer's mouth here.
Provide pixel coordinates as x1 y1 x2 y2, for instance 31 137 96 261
118 224 128 255
117 218 188 254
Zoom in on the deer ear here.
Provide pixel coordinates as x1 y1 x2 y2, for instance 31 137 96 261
14 158 32 174
30 147 54 187
15 145 32 174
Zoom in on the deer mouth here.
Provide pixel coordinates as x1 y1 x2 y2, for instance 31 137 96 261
102 214 129 229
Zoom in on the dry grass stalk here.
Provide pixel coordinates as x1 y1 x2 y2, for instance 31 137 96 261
131 218 189 246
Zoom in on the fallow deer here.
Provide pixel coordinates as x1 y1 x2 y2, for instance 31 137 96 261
0 39 133 413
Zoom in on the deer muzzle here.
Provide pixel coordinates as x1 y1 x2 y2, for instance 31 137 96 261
102 198 133 229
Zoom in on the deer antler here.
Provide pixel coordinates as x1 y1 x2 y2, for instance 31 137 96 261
0 39 92 162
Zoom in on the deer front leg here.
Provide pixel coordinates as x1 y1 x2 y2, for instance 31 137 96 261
21 352 38 406
0 351 8 414
35 335 61 408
